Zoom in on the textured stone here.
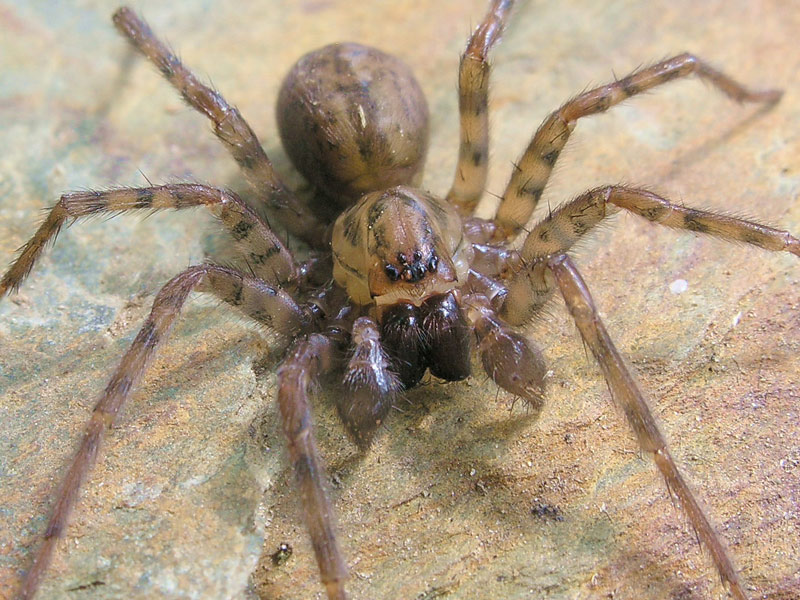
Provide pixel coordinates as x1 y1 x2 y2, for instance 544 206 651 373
1 1 798 600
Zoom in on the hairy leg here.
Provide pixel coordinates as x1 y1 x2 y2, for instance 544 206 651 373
501 184 799 324
277 334 348 600
493 54 781 240
19 264 306 599
0 184 298 298
547 253 748 600
446 0 514 215
521 184 800 260
112 7 328 247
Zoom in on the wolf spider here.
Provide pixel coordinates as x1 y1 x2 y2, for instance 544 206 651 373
3 1 797 599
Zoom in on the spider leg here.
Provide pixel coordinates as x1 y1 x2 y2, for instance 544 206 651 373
446 0 515 215
19 264 307 600
493 54 782 241
0 184 297 298
277 333 348 600
547 253 749 600
520 184 800 261
501 184 799 324
112 7 328 247
340 316 402 450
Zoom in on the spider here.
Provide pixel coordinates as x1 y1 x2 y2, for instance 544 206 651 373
3 1 796 600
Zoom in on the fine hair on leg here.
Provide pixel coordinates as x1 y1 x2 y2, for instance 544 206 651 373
18 264 305 599
548 253 748 600
493 53 782 241
0 184 298 298
112 7 328 247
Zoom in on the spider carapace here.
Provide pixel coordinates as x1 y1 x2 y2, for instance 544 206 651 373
4 2 798 599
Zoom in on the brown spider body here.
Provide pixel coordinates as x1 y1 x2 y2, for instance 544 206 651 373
2 2 798 600
332 186 471 305
277 43 430 206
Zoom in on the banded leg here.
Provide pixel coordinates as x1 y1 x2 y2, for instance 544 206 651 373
112 7 328 247
522 184 800 261
19 264 307 600
501 184 800 324
277 334 348 600
547 253 748 600
0 184 296 298
493 53 782 240
339 316 401 450
446 0 514 214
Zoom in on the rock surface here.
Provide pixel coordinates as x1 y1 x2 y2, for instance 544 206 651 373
1 1 798 599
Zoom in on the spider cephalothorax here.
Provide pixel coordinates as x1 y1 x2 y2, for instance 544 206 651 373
332 186 471 307
4 2 798 600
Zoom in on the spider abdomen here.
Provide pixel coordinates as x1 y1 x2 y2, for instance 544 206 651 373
277 42 430 206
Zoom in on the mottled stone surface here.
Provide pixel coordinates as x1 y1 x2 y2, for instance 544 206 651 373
1 1 798 600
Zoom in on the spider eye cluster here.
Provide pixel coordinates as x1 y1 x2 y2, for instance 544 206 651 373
332 185 473 305
384 251 439 282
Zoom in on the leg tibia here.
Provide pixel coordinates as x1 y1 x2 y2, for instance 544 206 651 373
609 187 800 255
559 53 780 125
446 0 514 215
19 263 301 599
0 184 297 299
112 8 328 246
277 334 348 599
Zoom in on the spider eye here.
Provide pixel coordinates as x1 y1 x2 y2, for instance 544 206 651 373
412 250 422 261
384 264 400 281
427 255 438 273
